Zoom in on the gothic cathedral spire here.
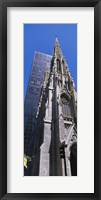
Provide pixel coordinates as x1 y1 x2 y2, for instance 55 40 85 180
53 36 63 58
32 37 77 176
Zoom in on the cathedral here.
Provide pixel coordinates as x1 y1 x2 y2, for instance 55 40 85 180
31 37 77 176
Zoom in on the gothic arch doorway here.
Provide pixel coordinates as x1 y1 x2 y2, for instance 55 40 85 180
70 142 77 176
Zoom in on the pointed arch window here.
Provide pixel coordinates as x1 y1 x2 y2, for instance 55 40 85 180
61 95 72 117
62 60 66 75
57 59 61 73
68 79 71 91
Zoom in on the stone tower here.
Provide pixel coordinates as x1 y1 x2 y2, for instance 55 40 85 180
32 37 77 176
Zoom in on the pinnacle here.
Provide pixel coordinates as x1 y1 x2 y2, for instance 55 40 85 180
55 36 60 47
53 36 62 57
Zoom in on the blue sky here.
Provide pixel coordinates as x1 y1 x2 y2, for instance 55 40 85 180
24 24 77 97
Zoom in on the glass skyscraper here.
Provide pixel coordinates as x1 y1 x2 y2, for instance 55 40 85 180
24 51 52 158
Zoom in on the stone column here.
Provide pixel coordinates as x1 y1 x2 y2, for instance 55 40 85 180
39 122 51 176
61 158 65 176
39 148 50 176
65 149 71 176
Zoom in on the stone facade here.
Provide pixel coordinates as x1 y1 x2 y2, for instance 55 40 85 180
32 37 77 176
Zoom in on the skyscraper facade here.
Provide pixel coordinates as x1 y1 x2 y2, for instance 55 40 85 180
32 38 77 176
24 51 52 160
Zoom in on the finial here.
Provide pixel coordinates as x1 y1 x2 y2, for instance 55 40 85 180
55 35 58 44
